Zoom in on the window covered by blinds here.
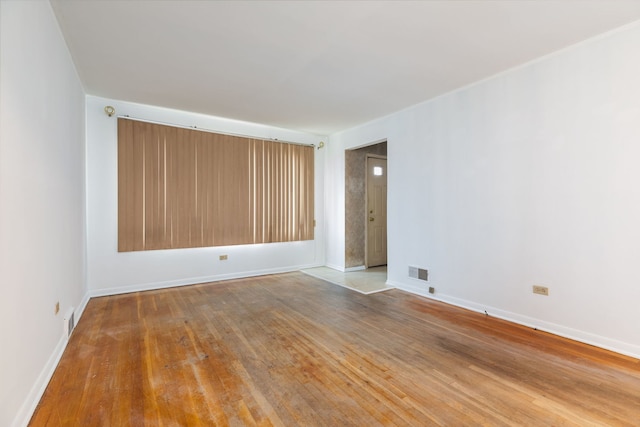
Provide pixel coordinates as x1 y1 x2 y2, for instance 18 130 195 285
118 118 314 252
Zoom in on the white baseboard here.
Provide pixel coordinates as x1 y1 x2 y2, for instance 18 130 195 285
12 291 91 427
388 280 640 360
344 265 366 272
75 292 91 323
12 337 66 427
89 263 324 298
324 263 345 272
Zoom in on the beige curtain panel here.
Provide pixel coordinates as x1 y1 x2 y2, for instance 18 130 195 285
118 118 314 252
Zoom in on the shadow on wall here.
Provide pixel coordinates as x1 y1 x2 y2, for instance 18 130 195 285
345 141 387 268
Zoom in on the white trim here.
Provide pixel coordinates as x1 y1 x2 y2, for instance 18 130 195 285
388 280 640 360
74 293 91 325
88 263 324 297
344 265 366 272
324 263 345 272
12 337 67 427
12 291 91 427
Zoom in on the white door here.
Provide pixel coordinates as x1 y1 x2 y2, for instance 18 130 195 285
366 157 387 267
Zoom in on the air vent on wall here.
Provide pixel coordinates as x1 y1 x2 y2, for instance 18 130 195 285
64 308 75 337
409 266 428 281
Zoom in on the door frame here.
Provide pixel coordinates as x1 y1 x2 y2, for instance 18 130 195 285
364 154 388 268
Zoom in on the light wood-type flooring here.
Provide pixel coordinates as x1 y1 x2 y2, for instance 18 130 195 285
30 272 640 426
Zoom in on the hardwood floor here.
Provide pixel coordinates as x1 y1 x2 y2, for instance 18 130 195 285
30 273 640 426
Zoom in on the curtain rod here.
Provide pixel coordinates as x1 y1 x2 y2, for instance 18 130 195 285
116 114 318 149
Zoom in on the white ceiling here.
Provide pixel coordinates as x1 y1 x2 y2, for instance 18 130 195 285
51 1 640 135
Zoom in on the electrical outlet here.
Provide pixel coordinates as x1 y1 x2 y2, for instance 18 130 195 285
428 287 435 294
219 255 228 261
533 285 549 296
55 302 60 315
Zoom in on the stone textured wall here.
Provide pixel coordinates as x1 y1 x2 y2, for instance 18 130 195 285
345 142 387 268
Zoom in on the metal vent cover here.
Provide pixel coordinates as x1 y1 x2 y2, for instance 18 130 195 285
409 266 428 281
64 308 75 337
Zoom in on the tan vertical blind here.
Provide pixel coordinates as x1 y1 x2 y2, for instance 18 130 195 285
118 118 314 252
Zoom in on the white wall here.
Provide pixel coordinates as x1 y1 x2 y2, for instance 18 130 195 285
0 1 87 426
86 96 326 295
327 22 640 358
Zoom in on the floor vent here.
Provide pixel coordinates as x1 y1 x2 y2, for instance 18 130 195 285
64 308 75 337
409 266 428 281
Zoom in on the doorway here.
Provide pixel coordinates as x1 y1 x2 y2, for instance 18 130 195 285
366 155 387 267
344 141 387 270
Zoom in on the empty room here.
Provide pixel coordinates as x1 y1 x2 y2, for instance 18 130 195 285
2 1 640 426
